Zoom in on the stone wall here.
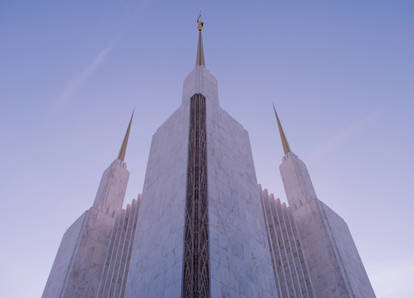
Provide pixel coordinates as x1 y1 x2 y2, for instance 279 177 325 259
97 197 142 298
259 185 315 298
205 105 276 298
125 65 276 297
280 152 375 298
43 207 115 298
320 202 376 298
93 159 130 218
43 159 130 298
42 212 87 298
124 102 190 298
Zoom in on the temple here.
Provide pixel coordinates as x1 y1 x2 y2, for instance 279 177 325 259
42 16 375 298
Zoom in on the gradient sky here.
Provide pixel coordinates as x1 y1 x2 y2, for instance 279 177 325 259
1 1 413 297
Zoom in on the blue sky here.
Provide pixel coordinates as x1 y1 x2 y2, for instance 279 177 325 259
1 1 413 297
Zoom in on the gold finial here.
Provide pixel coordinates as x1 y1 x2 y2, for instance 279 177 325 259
118 110 134 162
273 104 291 155
195 12 205 66
197 12 204 32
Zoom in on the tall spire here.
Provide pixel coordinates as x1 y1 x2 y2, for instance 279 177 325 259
272 104 291 155
196 13 205 66
118 111 134 161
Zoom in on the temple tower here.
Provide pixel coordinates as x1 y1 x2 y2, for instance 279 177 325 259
42 114 133 298
273 106 376 298
124 17 276 298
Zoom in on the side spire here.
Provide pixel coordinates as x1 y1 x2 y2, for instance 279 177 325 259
196 13 205 66
118 111 134 161
272 104 291 155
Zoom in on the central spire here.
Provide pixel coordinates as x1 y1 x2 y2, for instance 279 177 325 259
196 13 205 66
273 104 291 155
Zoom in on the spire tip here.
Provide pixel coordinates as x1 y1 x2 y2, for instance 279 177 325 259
197 11 204 32
272 104 291 155
118 111 134 162
196 12 205 66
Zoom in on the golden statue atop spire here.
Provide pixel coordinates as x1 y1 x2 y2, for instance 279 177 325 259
272 104 291 155
196 12 205 66
197 12 204 32
118 111 134 162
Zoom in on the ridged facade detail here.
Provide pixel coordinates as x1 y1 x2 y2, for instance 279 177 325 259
182 93 210 298
259 185 315 298
97 196 142 298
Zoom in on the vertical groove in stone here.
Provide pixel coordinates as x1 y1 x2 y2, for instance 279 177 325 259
273 199 295 297
258 186 283 298
101 217 120 297
114 202 132 297
113 204 131 297
96 196 141 298
280 204 303 298
265 189 287 297
120 197 141 298
182 93 210 298
276 200 300 297
108 210 126 297
259 187 316 298
283 205 307 297
287 209 315 297
97 217 116 297
271 199 290 297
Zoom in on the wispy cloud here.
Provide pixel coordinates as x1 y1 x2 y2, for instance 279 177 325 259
52 42 114 113
308 107 383 161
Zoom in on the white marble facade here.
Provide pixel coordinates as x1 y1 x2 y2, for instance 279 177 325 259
204 75 276 297
125 65 277 297
259 185 315 298
124 101 190 297
280 152 376 298
42 206 115 298
42 159 130 298
97 197 142 298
